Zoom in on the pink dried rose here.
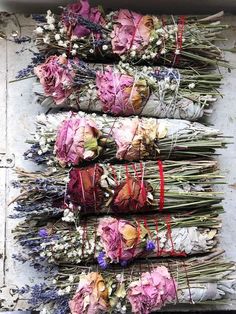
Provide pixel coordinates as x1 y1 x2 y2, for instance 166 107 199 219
111 9 154 55
96 67 149 116
97 217 145 263
113 118 157 161
127 266 177 314
62 0 105 38
34 55 74 105
54 117 101 167
69 272 109 314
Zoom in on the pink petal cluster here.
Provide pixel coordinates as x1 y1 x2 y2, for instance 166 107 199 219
96 67 140 116
97 217 141 263
62 0 105 38
113 118 157 161
54 116 101 166
34 55 74 105
111 9 153 55
127 266 177 314
69 272 109 314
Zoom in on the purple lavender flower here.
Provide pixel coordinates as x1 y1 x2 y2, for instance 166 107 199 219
38 228 48 238
120 260 128 267
97 252 107 269
146 240 155 251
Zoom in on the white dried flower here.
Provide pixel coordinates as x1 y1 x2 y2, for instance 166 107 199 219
156 39 162 46
58 289 65 296
71 49 77 56
55 34 60 41
130 50 136 57
43 35 50 44
60 27 66 34
35 26 44 34
71 35 78 41
102 44 108 50
58 40 64 47
73 43 79 49
48 24 55 31
65 286 71 293
47 16 55 24
62 53 67 58
160 48 166 54
47 10 52 16
89 49 94 53
188 83 195 89
175 49 180 55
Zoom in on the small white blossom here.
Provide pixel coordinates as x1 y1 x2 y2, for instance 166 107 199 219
47 16 55 24
62 53 67 58
89 49 94 53
73 43 79 49
188 83 195 89
48 24 55 31
160 48 166 54
47 10 52 16
71 49 77 56
130 50 136 57
69 275 74 283
58 40 64 47
65 286 71 293
71 35 78 41
55 34 60 41
156 39 162 46
35 26 44 34
43 35 50 44
60 27 66 34
102 44 108 51
175 49 180 55
58 289 65 296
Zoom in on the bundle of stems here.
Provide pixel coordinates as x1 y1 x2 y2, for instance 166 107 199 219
13 208 222 268
12 160 224 217
34 2 230 69
34 59 222 121
23 251 236 313
24 112 228 167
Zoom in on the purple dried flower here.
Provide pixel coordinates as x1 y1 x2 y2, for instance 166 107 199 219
146 240 155 251
97 251 107 269
38 228 48 238
120 260 128 267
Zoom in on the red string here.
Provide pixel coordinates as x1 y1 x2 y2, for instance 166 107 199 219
81 221 86 258
173 15 185 66
183 262 194 304
158 160 165 211
167 261 179 304
109 165 119 186
92 165 97 213
78 169 85 202
117 219 123 259
93 220 98 256
139 162 147 201
165 214 187 257
125 164 132 196
154 218 161 255
129 13 143 50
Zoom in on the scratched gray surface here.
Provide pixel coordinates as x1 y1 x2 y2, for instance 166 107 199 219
0 13 236 311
